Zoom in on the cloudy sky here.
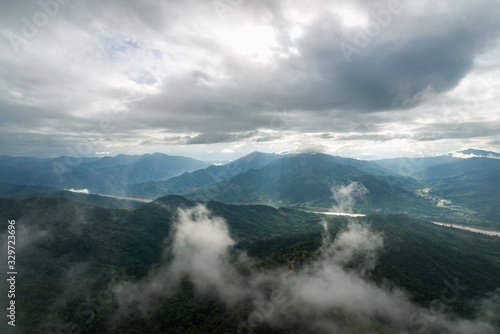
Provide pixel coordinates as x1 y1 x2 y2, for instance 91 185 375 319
1 0 499 161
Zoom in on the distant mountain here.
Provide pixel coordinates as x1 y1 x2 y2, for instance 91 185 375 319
0 153 209 193
3 150 499 226
373 155 459 176
0 182 143 210
0 155 99 179
185 153 441 214
372 148 500 177
418 156 500 180
417 157 500 223
0 155 41 168
123 152 403 199
123 151 283 199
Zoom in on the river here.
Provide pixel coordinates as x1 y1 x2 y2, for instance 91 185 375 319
308 211 366 217
311 211 500 236
94 193 153 203
84 197 500 237
430 221 500 237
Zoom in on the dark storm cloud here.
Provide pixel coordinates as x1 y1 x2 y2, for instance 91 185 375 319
0 0 499 157
123 0 500 131
278 1 499 112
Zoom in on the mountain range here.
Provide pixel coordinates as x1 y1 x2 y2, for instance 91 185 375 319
122 151 283 199
1 149 500 228
0 153 208 194
1 149 500 333
184 153 431 212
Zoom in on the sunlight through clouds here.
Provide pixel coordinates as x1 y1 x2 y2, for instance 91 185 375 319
0 0 499 159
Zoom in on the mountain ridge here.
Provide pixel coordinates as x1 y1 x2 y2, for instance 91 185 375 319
0 153 209 194
184 153 444 216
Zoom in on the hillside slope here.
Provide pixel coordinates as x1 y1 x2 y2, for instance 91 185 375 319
0 196 498 333
122 152 283 199
186 153 443 215
0 153 209 194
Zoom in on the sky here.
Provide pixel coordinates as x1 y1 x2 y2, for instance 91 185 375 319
1 0 499 161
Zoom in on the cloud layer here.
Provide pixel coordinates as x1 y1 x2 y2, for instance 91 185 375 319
1 0 500 159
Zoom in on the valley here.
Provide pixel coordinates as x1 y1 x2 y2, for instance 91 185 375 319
430 221 500 237
93 193 153 203
1 149 500 333
307 211 366 217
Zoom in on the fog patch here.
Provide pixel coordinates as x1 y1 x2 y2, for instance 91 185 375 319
331 181 369 212
110 204 499 333
167 205 247 305
0 221 50 257
112 205 247 319
16 224 49 253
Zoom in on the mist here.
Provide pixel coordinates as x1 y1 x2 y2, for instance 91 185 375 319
110 202 499 333
331 181 369 212
112 205 249 319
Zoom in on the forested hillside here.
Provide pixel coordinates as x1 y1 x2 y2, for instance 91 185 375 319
1 196 498 333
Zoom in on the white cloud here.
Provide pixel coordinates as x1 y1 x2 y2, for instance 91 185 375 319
0 0 499 159
65 188 90 194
